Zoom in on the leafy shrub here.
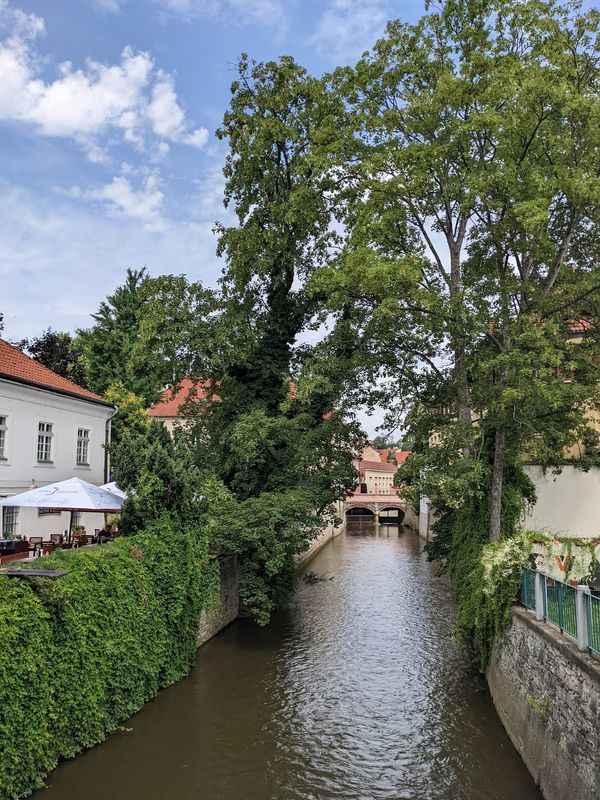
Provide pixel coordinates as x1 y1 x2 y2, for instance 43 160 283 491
0 521 218 800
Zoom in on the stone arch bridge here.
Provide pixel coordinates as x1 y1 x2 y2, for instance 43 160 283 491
344 493 408 524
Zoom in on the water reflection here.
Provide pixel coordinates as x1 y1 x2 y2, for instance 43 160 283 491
34 530 541 800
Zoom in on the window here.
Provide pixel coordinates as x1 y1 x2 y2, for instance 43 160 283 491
0 416 6 460
37 422 54 462
2 506 18 537
76 428 90 465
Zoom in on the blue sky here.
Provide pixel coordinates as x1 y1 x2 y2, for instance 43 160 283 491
0 0 426 345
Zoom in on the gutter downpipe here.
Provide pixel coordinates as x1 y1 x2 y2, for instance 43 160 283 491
104 405 118 483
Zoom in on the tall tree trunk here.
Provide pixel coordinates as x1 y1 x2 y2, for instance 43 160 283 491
490 266 510 542
454 346 472 426
489 423 505 541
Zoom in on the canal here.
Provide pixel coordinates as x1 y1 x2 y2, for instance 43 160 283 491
34 528 541 800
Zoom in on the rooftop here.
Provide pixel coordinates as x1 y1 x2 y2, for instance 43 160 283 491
360 459 399 473
0 339 112 407
148 377 212 418
379 448 411 464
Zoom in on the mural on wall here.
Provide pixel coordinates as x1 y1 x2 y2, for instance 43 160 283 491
528 537 600 587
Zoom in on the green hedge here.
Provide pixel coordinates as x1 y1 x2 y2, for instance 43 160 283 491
0 521 219 800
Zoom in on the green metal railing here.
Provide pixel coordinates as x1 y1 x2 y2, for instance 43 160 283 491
587 593 600 656
544 578 578 638
519 568 536 610
519 569 600 655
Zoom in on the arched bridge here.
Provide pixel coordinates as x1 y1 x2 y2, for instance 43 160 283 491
344 493 408 525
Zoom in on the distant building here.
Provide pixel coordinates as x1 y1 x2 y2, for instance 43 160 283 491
0 339 116 538
147 377 210 433
356 444 411 495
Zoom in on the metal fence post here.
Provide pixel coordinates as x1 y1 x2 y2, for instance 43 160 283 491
535 571 544 621
576 585 590 652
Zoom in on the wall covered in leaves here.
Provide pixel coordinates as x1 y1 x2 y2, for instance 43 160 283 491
0 521 220 800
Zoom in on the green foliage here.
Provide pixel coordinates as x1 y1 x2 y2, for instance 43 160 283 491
316 0 600 540
202 478 328 625
424 451 536 667
77 269 216 406
103 380 150 446
0 522 218 800
0 581 54 799
191 54 361 624
110 422 205 535
77 268 154 402
13 329 87 387
453 530 538 671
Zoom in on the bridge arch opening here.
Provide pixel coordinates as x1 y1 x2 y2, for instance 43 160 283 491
378 506 406 525
346 507 375 517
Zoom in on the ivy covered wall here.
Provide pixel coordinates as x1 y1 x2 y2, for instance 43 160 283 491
0 522 220 800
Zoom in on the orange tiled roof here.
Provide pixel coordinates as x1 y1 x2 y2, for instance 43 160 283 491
0 338 112 406
360 459 398 473
379 448 411 464
568 319 593 334
148 377 212 417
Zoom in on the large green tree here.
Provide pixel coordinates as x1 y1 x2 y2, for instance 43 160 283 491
77 269 215 407
77 268 153 401
195 55 360 622
316 0 600 541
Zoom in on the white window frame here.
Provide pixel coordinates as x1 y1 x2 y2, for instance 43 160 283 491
0 414 7 461
36 421 54 463
76 427 90 466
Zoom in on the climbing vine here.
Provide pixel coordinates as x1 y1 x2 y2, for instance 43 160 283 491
0 520 219 800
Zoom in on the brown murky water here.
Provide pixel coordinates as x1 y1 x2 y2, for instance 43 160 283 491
34 528 541 800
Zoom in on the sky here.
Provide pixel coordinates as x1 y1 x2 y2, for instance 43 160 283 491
0 0 429 344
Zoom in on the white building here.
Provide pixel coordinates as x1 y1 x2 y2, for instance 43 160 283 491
0 339 116 538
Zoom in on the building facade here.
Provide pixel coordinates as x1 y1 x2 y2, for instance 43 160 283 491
0 339 116 538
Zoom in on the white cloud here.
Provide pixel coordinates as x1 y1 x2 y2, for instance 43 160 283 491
88 0 128 12
156 0 288 34
147 73 208 149
309 0 390 62
0 2 208 159
87 172 166 230
0 0 44 39
0 179 223 341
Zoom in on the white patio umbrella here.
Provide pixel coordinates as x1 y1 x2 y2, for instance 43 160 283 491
0 477 124 542
99 481 127 499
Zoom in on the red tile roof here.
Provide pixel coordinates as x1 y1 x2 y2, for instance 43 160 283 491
0 338 112 406
568 319 593 334
148 378 212 417
379 448 411 464
360 459 398 473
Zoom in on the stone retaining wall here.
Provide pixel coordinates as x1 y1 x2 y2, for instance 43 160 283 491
197 555 239 647
297 502 345 568
487 606 600 800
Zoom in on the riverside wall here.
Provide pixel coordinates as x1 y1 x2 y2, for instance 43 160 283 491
297 502 346 568
487 606 600 800
197 555 239 646
197 511 348 645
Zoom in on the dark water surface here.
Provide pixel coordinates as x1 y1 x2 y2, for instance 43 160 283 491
34 529 541 800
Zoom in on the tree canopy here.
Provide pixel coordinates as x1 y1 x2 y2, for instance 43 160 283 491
314 0 600 542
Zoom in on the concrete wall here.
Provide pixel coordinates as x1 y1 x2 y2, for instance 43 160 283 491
487 606 600 800
297 501 345 568
197 555 239 647
403 503 419 532
418 496 436 541
524 465 600 539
